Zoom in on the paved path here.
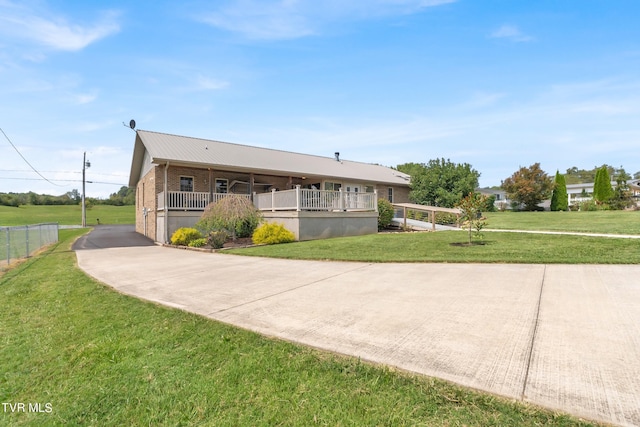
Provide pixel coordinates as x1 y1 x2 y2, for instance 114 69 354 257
75 237 640 426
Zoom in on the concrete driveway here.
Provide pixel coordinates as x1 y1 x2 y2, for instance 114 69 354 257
75 236 640 426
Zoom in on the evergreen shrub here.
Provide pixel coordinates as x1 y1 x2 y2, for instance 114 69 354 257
252 223 295 245
170 227 202 246
188 238 207 248
377 198 394 229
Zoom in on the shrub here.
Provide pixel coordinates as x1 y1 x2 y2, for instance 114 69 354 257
207 230 228 249
187 238 207 248
196 196 262 240
252 222 295 245
435 212 458 225
577 200 599 212
377 198 394 229
170 227 202 246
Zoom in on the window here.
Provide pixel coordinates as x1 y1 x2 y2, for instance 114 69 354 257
364 185 374 193
215 178 228 194
324 182 342 191
388 187 393 203
180 176 194 192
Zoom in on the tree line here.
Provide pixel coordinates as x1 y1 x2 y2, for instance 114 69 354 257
0 186 135 207
396 160 637 212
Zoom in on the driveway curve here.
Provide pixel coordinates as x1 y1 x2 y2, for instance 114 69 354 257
74 228 640 427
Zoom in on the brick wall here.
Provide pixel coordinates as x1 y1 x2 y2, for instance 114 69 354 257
135 166 159 239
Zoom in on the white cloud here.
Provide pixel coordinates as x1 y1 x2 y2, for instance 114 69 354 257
461 91 507 109
75 92 98 105
198 0 457 40
195 75 230 91
0 2 121 52
489 24 533 42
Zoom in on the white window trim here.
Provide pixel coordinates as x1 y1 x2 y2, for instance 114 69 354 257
180 176 194 192
215 178 229 194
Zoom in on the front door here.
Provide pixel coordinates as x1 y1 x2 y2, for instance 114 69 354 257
344 184 362 209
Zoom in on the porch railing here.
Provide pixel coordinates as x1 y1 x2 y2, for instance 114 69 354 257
157 191 250 210
253 186 377 212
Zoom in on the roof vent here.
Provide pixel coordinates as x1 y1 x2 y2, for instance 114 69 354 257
335 152 340 162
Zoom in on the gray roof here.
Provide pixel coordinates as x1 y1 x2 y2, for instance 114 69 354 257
129 130 410 187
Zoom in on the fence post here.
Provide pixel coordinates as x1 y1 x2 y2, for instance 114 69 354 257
339 188 345 211
295 185 301 212
5 227 9 266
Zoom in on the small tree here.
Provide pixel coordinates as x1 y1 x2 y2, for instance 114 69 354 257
377 198 395 229
501 163 553 211
550 171 568 211
609 177 634 210
456 192 488 244
196 196 262 241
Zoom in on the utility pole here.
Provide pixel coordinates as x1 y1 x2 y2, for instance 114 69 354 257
82 152 90 227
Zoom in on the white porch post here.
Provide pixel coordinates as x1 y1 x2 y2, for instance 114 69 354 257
295 185 301 212
339 187 344 211
374 189 378 212
164 162 169 243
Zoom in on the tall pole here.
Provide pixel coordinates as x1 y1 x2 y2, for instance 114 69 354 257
82 151 86 227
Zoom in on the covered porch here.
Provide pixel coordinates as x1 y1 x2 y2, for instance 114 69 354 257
157 186 378 213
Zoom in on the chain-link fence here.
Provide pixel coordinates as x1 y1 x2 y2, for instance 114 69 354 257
0 223 59 269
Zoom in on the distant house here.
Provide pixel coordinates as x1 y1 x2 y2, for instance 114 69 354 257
566 180 640 206
478 179 640 211
128 130 411 242
476 188 511 210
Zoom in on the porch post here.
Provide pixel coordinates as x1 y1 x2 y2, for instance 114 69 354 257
249 173 255 201
339 187 345 211
164 162 169 243
208 168 213 205
295 185 301 212
403 206 407 230
373 189 378 212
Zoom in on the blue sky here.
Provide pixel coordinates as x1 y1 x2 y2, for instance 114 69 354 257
1 0 639 198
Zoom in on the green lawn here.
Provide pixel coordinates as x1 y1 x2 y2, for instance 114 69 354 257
227 231 640 264
484 210 640 234
0 230 598 426
0 204 134 226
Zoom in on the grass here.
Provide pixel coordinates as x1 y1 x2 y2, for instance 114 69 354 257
0 204 135 226
484 210 640 234
226 231 640 264
0 230 598 426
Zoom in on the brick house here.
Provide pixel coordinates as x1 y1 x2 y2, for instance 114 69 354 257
128 130 411 242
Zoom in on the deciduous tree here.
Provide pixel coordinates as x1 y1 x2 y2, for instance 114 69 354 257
501 163 553 211
397 159 480 208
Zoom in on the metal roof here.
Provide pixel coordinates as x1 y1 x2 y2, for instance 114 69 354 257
129 130 410 187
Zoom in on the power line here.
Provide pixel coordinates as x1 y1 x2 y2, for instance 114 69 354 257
0 127 65 187
0 177 127 186
0 169 128 177
0 169 82 174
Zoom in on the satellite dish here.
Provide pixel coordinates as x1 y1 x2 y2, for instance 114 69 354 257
129 119 136 130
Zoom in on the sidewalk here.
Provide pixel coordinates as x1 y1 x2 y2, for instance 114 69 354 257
75 246 640 427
